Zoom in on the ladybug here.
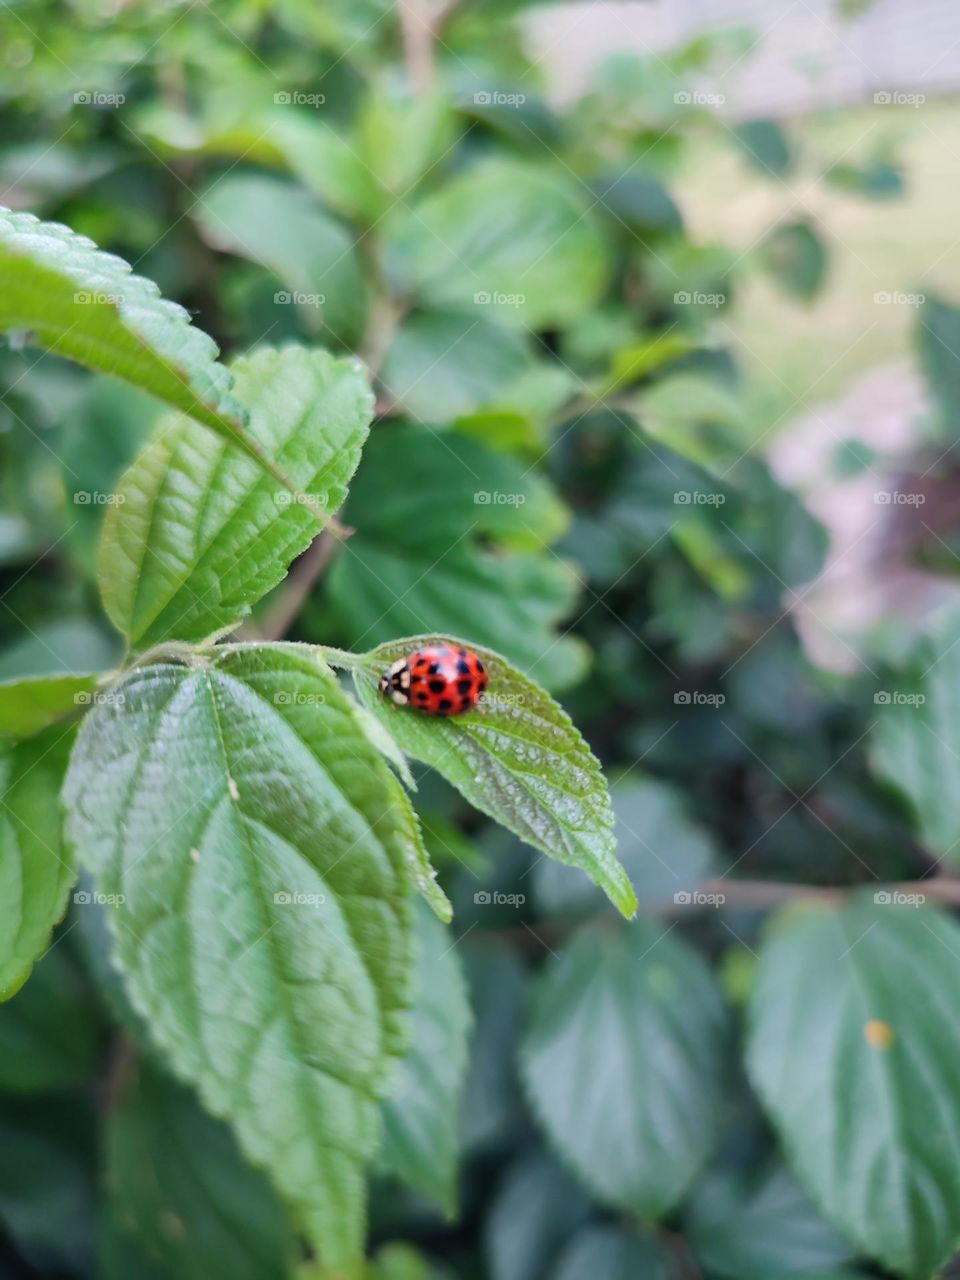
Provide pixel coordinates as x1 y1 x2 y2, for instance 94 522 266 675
379 644 488 716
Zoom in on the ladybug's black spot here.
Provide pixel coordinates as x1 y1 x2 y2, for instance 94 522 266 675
438 698 453 713
457 679 473 695
429 680 447 694
416 691 428 702
427 663 440 675
456 659 471 676
476 660 485 674
458 648 467 657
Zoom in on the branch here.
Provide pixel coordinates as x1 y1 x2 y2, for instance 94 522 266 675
257 526 346 642
398 0 436 94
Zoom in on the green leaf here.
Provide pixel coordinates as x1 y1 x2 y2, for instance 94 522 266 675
107 1059 295 1280
549 1225 671 1280
534 774 717 916
357 89 456 211
759 220 828 301
63 645 418 1274
386 160 610 329
353 637 634 917
461 943 528 1153
192 174 367 345
0 945 99 1090
380 311 533 425
0 206 248 443
486 1151 592 1280
918 295 960 433
379 901 471 1213
270 114 382 222
871 621 960 859
684 1162 856 1279
0 673 98 739
734 120 793 176
520 923 728 1214
323 425 585 691
746 900 960 1280
590 171 683 233
0 727 77 999
100 345 373 650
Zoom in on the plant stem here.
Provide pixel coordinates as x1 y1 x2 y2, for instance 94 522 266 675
258 528 345 641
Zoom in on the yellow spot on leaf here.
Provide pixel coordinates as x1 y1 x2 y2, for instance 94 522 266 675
865 1019 895 1050
228 777 240 801
190 847 200 863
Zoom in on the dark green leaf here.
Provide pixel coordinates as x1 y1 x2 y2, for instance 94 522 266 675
520 923 728 1215
747 900 960 1279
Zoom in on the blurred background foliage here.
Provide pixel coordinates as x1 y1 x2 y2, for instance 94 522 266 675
4 0 960 1276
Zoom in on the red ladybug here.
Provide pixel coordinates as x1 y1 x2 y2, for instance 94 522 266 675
379 644 488 716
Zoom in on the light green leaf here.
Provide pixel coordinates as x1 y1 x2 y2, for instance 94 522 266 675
323 425 585 691
0 673 98 739
379 901 471 1213
0 206 246 443
192 174 367 345
353 637 634 918
63 645 418 1274
871 623 960 859
684 1162 856 1279
746 900 960 1280
100 345 373 650
357 89 456 211
380 311 532 425
520 923 728 1214
107 1059 295 1280
270 114 382 221
0 727 76 999
534 773 717 916
386 161 610 329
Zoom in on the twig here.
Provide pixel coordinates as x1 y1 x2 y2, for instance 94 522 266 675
397 0 437 94
258 527 346 642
